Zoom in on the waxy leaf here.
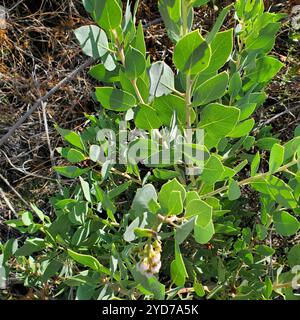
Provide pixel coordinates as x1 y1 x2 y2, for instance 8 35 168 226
185 199 212 219
135 104 163 130
125 46 146 80
198 103 240 148
194 218 214 244
251 152 260 177
192 72 229 106
204 29 233 73
273 211 300 237
95 87 136 111
269 143 284 174
228 179 241 201
201 155 225 185
158 179 186 215
288 244 300 267
74 25 109 58
149 62 175 98
68 249 110 275
93 0 122 31
54 166 88 179
251 176 297 209
173 30 211 75
67 149 85 163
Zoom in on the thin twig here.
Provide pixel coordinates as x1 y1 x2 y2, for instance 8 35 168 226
255 105 300 130
0 57 97 147
0 173 29 207
1 150 56 181
41 101 63 194
0 187 17 217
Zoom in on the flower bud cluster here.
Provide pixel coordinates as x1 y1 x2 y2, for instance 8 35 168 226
137 240 162 278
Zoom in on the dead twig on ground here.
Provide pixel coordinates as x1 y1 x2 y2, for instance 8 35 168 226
0 57 97 147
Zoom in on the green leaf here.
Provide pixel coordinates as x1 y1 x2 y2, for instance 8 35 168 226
134 228 157 239
53 166 88 179
288 244 300 267
257 137 280 151
119 71 149 102
21 211 33 226
175 242 188 278
194 280 205 297
246 56 284 87
82 0 94 13
67 249 110 275
198 103 240 148
74 25 109 58
228 72 242 99
153 169 180 180
228 119 255 138
132 268 165 300
124 217 143 242
173 30 211 75
185 191 201 206
125 46 146 79
204 29 233 73
168 191 183 215
255 245 275 257
185 199 212 219
193 0 209 6
68 201 88 225
149 62 175 98
108 181 131 199
170 260 185 287
228 179 241 201
67 149 86 163
135 104 163 130
194 217 214 244
238 103 257 121
89 145 101 162
273 211 300 237
41 260 63 282
132 184 158 215
206 5 232 44
252 175 297 209
71 222 91 246
158 179 186 214
79 177 91 202
56 127 85 151
2 239 18 264
15 238 46 257
95 87 136 111
251 152 260 177
158 0 193 42
93 0 122 31
132 21 146 56
89 64 120 82
153 94 186 127
201 155 225 185
256 224 267 240
284 137 300 161
175 218 195 245
269 143 284 174
192 72 229 106
245 22 281 54
30 203 45 222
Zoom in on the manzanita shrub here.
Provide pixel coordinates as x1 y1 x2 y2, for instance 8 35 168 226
1 0 300 300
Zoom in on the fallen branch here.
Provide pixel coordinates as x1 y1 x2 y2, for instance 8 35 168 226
0 57 97 147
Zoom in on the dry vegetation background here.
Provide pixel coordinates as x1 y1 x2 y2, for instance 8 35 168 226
0 0 299 243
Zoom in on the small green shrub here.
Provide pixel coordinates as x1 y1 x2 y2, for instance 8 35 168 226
1 0 300 300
